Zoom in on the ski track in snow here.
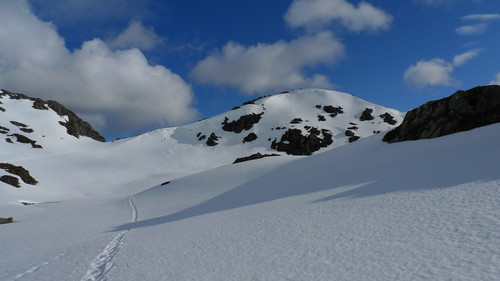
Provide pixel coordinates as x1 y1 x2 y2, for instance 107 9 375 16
80 196 138 281
12 252 69 280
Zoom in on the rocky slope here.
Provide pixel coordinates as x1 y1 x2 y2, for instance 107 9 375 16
384 85 500 143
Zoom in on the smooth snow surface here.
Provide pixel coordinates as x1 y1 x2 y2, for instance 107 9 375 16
1 123 499 281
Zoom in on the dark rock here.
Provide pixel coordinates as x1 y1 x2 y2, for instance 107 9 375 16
379 112 397 125
323 105 344 117
222 113 264 133
5 138 12 143
317 115 326 121
0 126 9 134
348 136 360 143
0 175 20 188
48 100 105 142
0 107 5 112
10 121 28 128
315 105 322 109
360 108 374 121
20 128 34 133
0 163 38 185
206 133 220 146
233 152 280 164
9 134 42 148
348 126 358 130
242 132 258 143
0 217 14 224
384 85 500 143
345 130 355 137
271 128 333 155
290 118 303 124
161 181 170 186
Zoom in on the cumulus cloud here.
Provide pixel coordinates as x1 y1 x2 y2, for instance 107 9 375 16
404 49 481 88
452 49 482 66
108 20 163 51
191 32 345 94
404 59 455 87
0 0 198 137
456 23 489 35
284 0 392 32
490 73 500 85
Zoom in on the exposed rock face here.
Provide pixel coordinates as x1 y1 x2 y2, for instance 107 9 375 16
233 152 280 164
359 108 374 121
242 132 258 143
0 175 20 188
0 163 38 185
384 85 500 143
271 128 333 155
0 90 105 142
206 132 220 146
222 113 264 133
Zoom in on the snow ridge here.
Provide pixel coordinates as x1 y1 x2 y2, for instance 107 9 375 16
80 196 138 281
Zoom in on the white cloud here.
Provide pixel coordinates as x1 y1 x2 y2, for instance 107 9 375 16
489 73 500 85
191 32 345 94
284 0 392 32
462 14 500 21
456 23 489 35
404 59 455 87
452 49 481 66
0 0 198 137
108 20 163 51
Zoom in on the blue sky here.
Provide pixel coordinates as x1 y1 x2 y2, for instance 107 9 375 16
0 0 499 140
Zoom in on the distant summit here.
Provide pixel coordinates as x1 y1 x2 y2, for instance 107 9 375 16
0 90 105 144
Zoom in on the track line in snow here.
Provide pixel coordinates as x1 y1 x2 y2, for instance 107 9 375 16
13 251 69 280
80 196 138 281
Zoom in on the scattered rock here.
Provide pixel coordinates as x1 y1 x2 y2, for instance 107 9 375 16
0 107 5 112
222 113 264 133
20 128 34 133
384 85 500 143
379 112 397 125
233 152 280 164
0 175 20 188
348 136 361 143
290 118 303 124
0 163 38 185
348 126 358 130
242 132 258 143
5 138 12 143
9 134 42 148
10 121 28 128
206 133 220 146
271 128 333 155
315 105 322 109
317 115 326 121
323 105 344 117
360 108 374 121
161 181 171 186
0 217 14 224
345 130 355 137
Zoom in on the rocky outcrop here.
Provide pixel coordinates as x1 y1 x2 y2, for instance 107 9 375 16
359 108 374 121
0 163 38 185
233 152 280 164
0 90 105 142
206 133 221 146
384 85 500 143
222 113 264 133
242 132 258 143
271 128 333 155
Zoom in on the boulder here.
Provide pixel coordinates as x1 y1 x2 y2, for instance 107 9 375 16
384 85 500 143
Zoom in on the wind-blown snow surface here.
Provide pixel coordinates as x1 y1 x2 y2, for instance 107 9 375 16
1 123 499 281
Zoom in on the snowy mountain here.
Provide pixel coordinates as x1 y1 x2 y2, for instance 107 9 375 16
0 88 402 203
0 87 498 281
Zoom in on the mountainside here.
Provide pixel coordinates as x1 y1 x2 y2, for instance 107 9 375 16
1 86 498 281
0 88 402 202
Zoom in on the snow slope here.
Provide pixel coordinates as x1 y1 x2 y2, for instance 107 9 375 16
1 123 498 281
1 88 402 204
